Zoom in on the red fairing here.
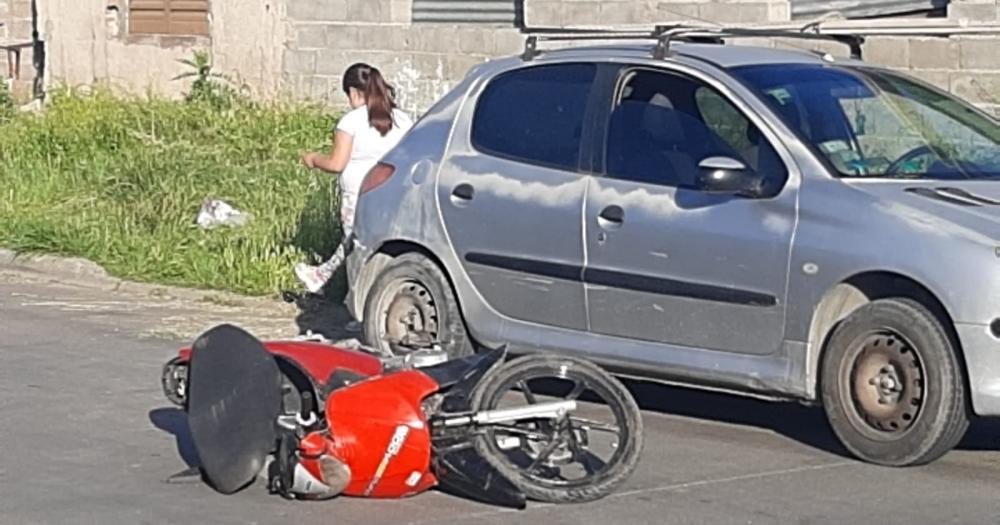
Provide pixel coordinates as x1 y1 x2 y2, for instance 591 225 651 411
176 341 383 385
298 432 333 482
324 370 441 498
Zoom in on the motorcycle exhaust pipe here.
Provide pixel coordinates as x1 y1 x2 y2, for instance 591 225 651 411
443 400 577 427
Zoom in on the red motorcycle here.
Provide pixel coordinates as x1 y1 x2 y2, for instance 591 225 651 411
161 324 643 508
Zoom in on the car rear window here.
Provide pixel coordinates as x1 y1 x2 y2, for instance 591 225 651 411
471 63 597 171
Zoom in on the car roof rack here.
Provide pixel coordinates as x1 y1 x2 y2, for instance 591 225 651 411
519 24 866 61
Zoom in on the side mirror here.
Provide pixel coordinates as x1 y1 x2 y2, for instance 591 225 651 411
696 156 764 197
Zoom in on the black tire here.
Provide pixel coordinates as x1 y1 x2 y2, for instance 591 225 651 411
362 252 473 359
820 298 969 467
470 354 643 503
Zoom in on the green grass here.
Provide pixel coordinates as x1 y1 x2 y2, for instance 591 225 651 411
0 87 344 296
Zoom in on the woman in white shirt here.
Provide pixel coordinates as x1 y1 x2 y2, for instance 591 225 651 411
298 63 413 294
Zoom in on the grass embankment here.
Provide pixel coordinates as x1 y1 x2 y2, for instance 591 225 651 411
0 88 344 296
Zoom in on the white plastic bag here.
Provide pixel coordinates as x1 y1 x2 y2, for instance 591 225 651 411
195 198 252 229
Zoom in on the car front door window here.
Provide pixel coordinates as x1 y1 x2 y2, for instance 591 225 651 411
605 69 788 197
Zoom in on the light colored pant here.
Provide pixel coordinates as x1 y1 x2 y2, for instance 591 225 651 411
318 190 357 279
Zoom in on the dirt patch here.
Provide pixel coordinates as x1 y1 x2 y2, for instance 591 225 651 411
0 268 356 343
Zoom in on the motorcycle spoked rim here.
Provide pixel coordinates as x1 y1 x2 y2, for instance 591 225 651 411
478 366 633 489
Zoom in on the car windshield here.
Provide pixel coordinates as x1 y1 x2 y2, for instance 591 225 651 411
731 64 1000 180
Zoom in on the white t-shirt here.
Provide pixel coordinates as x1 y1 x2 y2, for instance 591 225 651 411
335 106 413 195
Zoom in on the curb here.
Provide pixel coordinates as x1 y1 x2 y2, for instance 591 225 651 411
0 248 117 288
0 248 289 308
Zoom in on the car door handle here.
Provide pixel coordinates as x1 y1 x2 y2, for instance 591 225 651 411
451 183 475 202
598 205 625 230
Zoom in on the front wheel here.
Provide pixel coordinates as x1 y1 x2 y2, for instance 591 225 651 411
821 298 970 466
470 354 643 503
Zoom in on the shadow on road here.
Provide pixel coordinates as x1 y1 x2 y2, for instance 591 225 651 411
622 379 848 456
283 270 361 342
620 378 1000 457
957 418 1000 451
149 407 201 469
146 330 999 467
291 293 356 341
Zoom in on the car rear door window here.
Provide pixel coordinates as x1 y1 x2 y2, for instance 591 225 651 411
472 63 597 171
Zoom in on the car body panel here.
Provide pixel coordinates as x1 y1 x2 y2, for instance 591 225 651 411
434 67 593 330
436 153 589 331
582 176 796 355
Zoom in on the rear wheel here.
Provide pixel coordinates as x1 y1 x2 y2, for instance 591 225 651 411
161 357 188 407
820 298 969 466
362 252 473 359
470 354 643 503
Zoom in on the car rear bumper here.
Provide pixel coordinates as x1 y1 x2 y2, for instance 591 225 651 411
956 322 1000 416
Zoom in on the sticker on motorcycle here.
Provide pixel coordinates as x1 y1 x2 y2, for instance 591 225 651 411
363 424 410 496
405 471 422 487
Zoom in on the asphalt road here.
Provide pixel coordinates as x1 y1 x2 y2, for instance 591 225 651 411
2 277 1000 525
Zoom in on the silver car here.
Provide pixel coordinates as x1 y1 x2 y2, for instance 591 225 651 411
345 32 1000 467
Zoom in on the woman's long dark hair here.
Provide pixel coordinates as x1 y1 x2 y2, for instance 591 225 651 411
342 63 396 136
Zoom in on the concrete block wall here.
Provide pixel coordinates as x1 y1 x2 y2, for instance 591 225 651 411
282 0 1000 116
525 0 791 26
283 0 525 113
943 0 1000 113
1 0 35 99
16 0 1000 117
949 0 1000 20
280 0 787 112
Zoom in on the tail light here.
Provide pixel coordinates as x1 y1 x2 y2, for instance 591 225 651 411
360 162 396 194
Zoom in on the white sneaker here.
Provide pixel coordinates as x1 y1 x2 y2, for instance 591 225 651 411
294 262 328 294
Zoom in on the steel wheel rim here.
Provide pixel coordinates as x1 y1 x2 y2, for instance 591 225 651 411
375 278 439 354
841 330 926 440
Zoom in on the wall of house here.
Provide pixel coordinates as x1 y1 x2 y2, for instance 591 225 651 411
281 0 525 114
0 0 36 99
525 0 791 26
206 0 285 97
279 0 790 113
13 0 1000 117
34 0 283 98
281 0 1000 116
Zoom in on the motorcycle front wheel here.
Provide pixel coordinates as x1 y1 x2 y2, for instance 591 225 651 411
470 354 643 504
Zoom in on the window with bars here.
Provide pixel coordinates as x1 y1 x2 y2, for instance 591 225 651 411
130 0 210 36
412 0 524 25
